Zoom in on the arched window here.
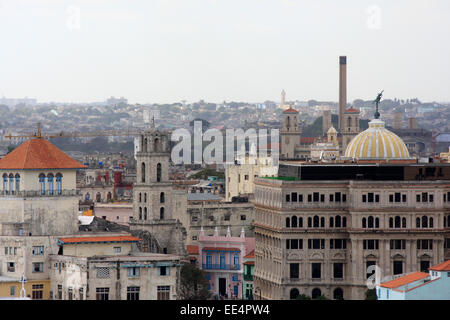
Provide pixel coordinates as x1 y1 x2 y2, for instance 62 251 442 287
395 216 401 228
402 217 406 228
312 288 322 300
330 217 334 228
298 217 303 228
160 207 165 220
9 174 14 194
2 174 7 193
154 138 159 152
160 192 165 203
39 173 46 195
141 162 146 183
422 216 428 228
320 217 325 228
375 217 379 228
144 193 147 202
144 207 147 220
347 116 352 128
157 163 162 182
313 215 319 228
308 217 312 228
48 174 54 195
292 216 298 228
368 216 374 228
139 207 142 220
290 288 300 300
343 217 347 228
15 174 20 193
389 217 393 228
429 217 433 228
56 173 63 195
139 193 142 202
144 138 148 152
336 215 341 228
416 217 421 228
333 288 344 300
362 217 367 228
286 217 290 228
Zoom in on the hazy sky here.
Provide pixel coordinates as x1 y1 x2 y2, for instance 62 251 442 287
0 0 449 104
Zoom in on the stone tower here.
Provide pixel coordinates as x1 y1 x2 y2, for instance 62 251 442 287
280 108 301 159
341 107 360 154
129 125 187 257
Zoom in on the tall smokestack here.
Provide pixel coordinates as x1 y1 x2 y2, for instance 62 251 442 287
339 56 347 131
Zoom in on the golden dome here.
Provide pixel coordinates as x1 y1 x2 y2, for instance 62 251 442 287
344 119 410 159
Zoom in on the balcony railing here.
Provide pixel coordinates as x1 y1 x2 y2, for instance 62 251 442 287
0 189 80 197
202 264 240 271
243 274 253 281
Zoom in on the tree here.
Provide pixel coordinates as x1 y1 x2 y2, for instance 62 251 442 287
179 263 211 300
295 294 311 300
365 289 377 300
7 145 16 154
314 295 329 300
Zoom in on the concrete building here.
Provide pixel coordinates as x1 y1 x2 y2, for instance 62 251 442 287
225 154 278 201
185 194 254 245
0 138 87 299
252 113 450 300
198 227 254 299
49 235 181 300
377 260 450 300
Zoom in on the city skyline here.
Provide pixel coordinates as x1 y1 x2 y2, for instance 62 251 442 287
0 1 449 104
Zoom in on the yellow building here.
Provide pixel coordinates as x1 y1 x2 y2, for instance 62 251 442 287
0 277 50 300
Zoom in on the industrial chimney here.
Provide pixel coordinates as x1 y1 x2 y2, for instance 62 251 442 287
339 56 347 131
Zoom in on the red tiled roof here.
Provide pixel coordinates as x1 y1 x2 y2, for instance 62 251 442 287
243 261 255 265
203 247 241 252
380 272 429 289
0 138 86 170
59 236 141 244
344 108 360 113
429 260 450 271
244 250 254 259
187 245 199 255
283 108 298 114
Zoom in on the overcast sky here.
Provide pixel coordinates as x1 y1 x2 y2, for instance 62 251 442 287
0 0 449 104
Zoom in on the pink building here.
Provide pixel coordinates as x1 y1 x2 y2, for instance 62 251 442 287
198 227 255 299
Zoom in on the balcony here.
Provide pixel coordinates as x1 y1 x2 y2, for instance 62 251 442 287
0 189 80 197
202 264 240 271
244 274 253 281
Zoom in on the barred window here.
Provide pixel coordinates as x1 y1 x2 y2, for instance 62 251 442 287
128 267 140 278
96 287 109 300
127 286 140 301
32 284 44 300
157 286 170 300
97 267 110 279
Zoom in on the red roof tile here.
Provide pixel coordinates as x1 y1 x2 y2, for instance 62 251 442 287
187 245 199 255
202 247 241 252
244 250 254 259
429 260 450 271
380 272 429 289
344 108 360 113
283 108 299 114
59 236 141 244
0 139 86 170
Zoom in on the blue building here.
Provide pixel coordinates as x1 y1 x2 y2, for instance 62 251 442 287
377 260 450 300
